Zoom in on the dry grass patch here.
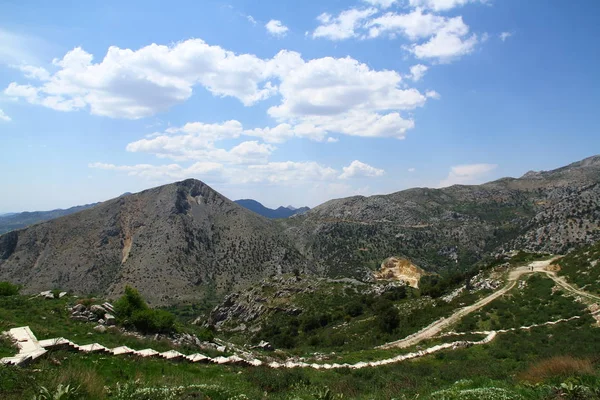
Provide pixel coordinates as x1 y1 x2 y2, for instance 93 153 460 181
519 356 594 383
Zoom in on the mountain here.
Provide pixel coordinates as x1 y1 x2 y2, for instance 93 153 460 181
0 204 99 235
234 199 310 219
280 155 600 279
0 155 598 306
0 179 308 305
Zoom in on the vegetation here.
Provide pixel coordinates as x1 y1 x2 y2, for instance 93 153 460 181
0 281 20 296
558 241 600 295
114 286 177 335
456 275 587 332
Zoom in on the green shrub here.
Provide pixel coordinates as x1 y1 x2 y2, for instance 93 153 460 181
113 286 176 334
114 286 148 319
129 309 176 335
0 281 20 296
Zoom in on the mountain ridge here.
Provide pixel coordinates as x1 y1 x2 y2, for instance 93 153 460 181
0 155 598 306
234 199 309 219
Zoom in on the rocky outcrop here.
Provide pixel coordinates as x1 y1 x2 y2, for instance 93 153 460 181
374 257 427 288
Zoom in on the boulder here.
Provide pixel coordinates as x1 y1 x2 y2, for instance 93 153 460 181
93 325 107 333
90 305 107 315
104 314 116 326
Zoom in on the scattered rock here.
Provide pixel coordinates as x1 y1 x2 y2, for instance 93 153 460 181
104 314 116 326
93 325 107 333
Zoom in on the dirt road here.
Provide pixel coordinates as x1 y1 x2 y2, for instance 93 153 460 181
378 257 586 349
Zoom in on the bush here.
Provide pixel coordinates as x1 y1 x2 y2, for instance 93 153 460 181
345 301 364 317
375 302 400 333
114 286 148 319
129 309 176 335
0 281 20 296
113 286 176 334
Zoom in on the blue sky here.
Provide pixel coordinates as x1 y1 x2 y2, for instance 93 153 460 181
1 0 599 212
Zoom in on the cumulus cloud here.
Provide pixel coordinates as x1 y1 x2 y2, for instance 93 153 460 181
425 90 441 99
408 167 416 172
408 0 487 12
265 20 289 37
125 120 277 164
0 109 11 122
405 16 479 62
267 55 426 140
5 40 428 140
367 9 449 40
14 64 51 81
339 160 385 179
4 40 280 118
499 31 513 41
439 163 497 187
408 64 428 81
313 8 377 40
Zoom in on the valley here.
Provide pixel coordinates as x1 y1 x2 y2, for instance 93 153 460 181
1 155 600 399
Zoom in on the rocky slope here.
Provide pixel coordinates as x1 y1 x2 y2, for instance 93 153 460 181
0 179 307 305
0 155 598 306
280 155 600 278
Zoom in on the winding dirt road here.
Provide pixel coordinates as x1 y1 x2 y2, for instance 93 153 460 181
378 257 594 349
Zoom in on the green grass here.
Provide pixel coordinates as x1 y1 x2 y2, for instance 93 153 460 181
558 240 600 295
1 294 600 398
0 295 219 355
455 275 588 332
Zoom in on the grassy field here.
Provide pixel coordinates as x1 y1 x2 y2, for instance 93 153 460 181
2 283 600 399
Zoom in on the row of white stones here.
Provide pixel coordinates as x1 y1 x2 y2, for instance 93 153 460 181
1 316 581 370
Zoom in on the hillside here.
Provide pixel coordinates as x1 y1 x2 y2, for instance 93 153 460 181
235 199 309 219
281 155 600 279
0 155 599 307
0 203 99 234
0 179 307 305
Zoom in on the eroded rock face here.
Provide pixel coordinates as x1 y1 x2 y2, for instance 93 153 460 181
374 257 426 288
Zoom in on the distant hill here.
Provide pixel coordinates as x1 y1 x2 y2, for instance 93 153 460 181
235 199 310 219
0 204 99 234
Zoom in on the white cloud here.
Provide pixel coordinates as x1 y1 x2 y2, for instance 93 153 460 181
339 160 385 179
267 55 426 140
4 40 279 118
14 65 51 81
265 20 289 37
327 137 339 143
408 167 416 172
408 64 428 81
406 16 478 63
0 109 11 122
439 163 497 187
425 90 441 99
367 9 448 40
362 0 397 8
313 8 377 40
499 31 513 41
126 120 276 164
408 0 486 12
247 15 257 25
5 39 428 135
89 161 224 180
236 161 339 184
